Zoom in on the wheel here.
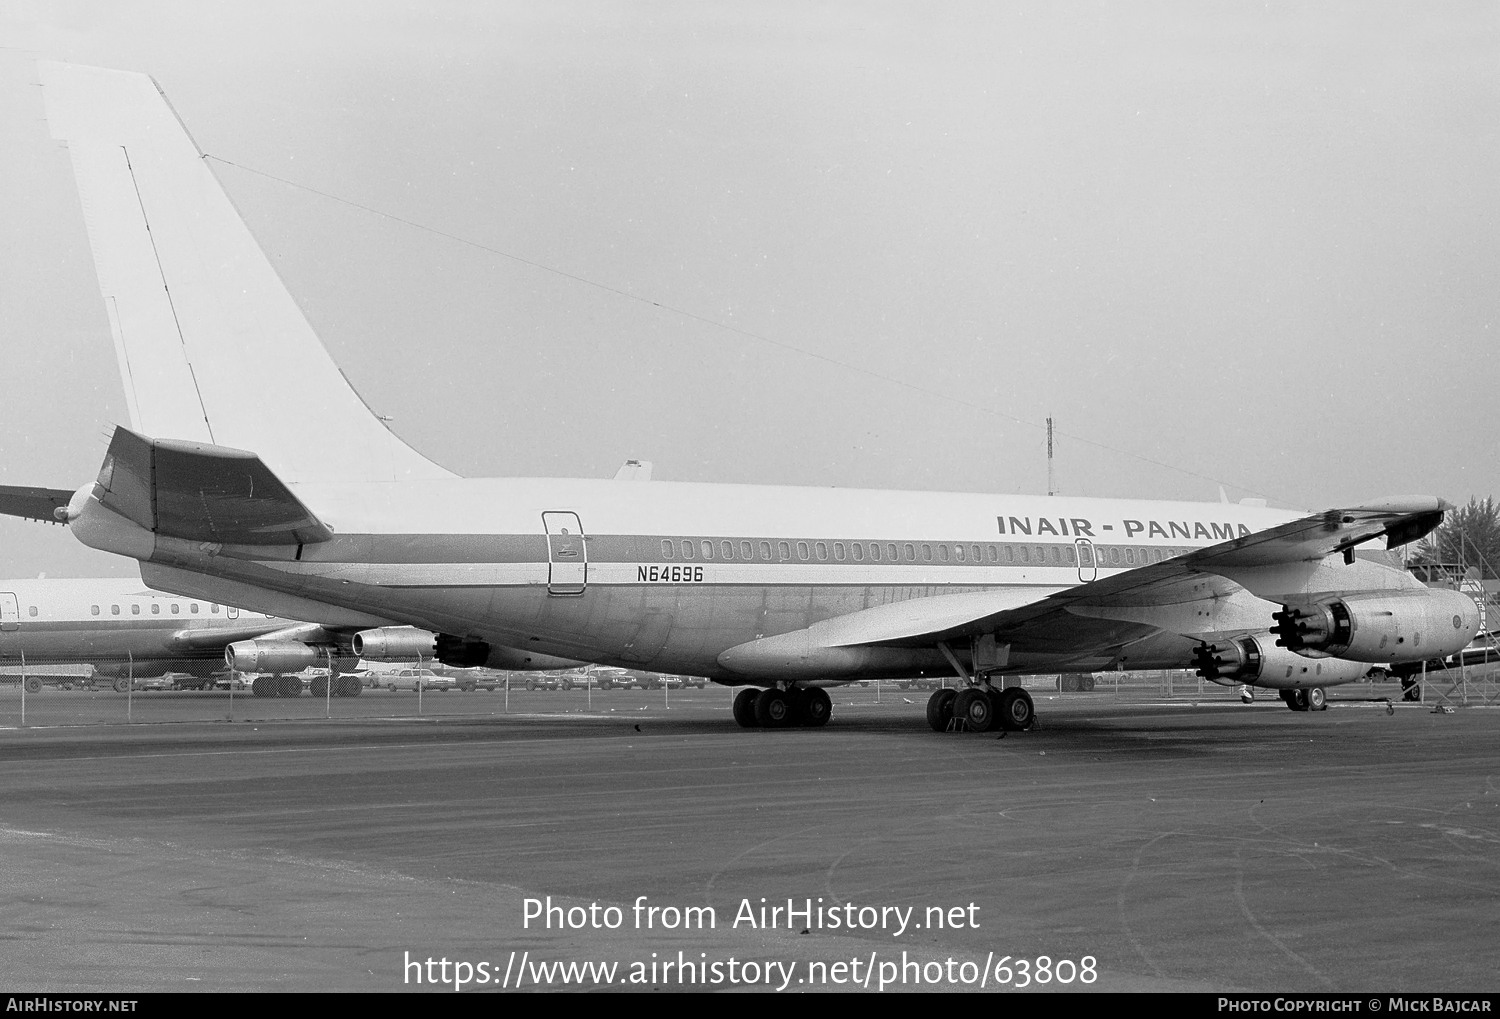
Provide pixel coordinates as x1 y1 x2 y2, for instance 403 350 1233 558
525 679 536 691
22 676 43 694
732 688 760 728
926 688 956 731
112 676 130 693
337 676 362 697
799 688 832 727
253 676 276 698
952 687 996 732
1306 687 1327 711
754 688 792 727
387 683 397 692
998 688 1035 731
461 682 475 692
309 676 329 698
279 675 302 697
1287 689 1310 712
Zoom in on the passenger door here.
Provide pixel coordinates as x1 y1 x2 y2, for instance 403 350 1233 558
0 593 18 631
542 511 587 595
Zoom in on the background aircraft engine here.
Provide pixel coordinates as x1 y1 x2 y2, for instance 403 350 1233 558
1192 634 1370 689
352 627 438 660
225 640 317 673
1271 588 1479 663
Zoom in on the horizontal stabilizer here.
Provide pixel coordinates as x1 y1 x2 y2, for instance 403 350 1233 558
94 426 332 545
0 485 75 524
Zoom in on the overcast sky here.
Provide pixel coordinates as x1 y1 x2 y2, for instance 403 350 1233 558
1 1 1496 578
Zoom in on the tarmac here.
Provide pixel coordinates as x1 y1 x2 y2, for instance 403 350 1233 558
1 684 1497 993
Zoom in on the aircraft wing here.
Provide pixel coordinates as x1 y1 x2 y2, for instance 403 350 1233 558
164 621 338 652
718 498 1448 675
0 485 76 524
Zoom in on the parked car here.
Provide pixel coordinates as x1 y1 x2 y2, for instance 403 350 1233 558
377 669 455 692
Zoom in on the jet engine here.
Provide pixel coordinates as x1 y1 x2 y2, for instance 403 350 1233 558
352 626 437 660
1192 634 1370 690
225 639 318 673
352 627 492 667
1271 589 1479 663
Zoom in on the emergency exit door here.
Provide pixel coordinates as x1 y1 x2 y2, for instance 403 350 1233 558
1075 540 1098 583
542 512 587 595
0 593 17 631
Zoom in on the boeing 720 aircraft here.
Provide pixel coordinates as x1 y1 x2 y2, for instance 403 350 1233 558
12 61 1481 731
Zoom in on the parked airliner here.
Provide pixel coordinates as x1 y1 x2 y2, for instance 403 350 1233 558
10 61 1480 732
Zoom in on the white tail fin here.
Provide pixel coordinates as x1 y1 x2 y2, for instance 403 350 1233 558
38 61 453 485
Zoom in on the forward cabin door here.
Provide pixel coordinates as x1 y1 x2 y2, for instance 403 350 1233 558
542 512 587 595
0 593 18 631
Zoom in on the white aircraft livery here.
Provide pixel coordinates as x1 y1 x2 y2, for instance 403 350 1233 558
22 60 1481 731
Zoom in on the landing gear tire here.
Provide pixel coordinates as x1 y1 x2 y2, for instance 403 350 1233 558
798 688 832 727
309 676 329 698
998 687 1035 731
278 675 302 697
253 676 276 698
952 688 997 732
732 688 761 728
1400 676 1421 702
754 688 793 728
926 688 957 731
1285 689 1310 712
1306 687 1327 711
336 675 362 697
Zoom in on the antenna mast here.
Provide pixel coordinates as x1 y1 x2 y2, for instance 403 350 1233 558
1046 417 1056 497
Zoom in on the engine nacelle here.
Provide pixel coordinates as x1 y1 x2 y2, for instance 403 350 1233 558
1271 589 1479 663
1192 634 1370 690
352 627 438 660
225 640 317 673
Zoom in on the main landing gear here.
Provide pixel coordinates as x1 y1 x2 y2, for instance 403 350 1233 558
732 686 833 728
926 685 1034 733
248 674 364 698
1280 687 1327 712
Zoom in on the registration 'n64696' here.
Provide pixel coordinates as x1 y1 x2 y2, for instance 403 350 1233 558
638 566 705 583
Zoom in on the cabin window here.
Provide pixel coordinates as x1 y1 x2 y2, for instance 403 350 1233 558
190 603 199 613
971 544 981 562
778 541 790 560
987 545 998 563
681 541 694 559
151 604 160 615
1064 545 1077 564
1018 546 1029 563
91 605 99 616
1125 548 1135 565
903 543 914 561
921 544 932 562
1004 545 1014 562
869 543 881 562
759 541 772 560
211 603 219 613
1109 548 1121 565
939 544 951 562
132 604 141 615
28 606 37 617
661 540 674 558
815 542 828 561
851 543 864 561
111 604 120 615
833 542 845 561
953 544 965 562
701 540 714 559
721 541 733 559
797 541 809 561
171 604 180 614
740 541 753 559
